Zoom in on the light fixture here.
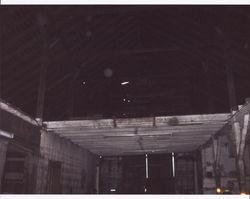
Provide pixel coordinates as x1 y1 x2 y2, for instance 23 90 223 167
145 154 149 179
216 188 222 194
82 81 86 85
121 81 129 85
240 192 246 195
172 152 175 177
110 189 116 192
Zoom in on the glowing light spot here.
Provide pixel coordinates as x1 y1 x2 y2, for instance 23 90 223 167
216 188 221 194
121 81 129 85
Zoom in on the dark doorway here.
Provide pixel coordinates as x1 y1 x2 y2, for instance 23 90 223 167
121 155 146 193
174 154 195 194
99 153 177 194
46 160 62 193
146 153 175 194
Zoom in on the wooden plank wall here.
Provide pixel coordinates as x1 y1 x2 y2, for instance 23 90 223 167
175 153 196 194
201 134 240 194
0 102 40 193
0 138 8 192
35 130 98 193
0 108 40 152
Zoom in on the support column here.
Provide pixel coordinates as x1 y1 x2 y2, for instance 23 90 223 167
36 12 48 124
193 159 199 193
226 63 237 111
230 98 250 194
233 113 249 193
216 11 237 112
202 62 214 113
95 164 100 194
212 136 222 189
68 65 83 119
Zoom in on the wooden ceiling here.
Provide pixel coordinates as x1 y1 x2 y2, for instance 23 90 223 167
45 113 230 156
1 6 250 120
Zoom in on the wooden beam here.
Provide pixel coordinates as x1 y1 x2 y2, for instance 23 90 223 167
239 114 249 159
89 145 199 155
44 113 229 129
216 25 238 111
36 12 48 124
0 129 14 139
202 61 215 113
52 125 224 138
0 100 38 126
65 133 212 141
67 65 83 119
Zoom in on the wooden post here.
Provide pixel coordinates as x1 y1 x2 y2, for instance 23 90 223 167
234 113 249 193
226 63 237 111
231 98 250 193
193 159 199 193
202 62 214 113
212 136 221 189
68 64 84 119
216 10 237 112
36 12 48 124
96 164 100 194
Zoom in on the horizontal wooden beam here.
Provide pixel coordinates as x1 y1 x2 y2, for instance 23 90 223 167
44 113 229 129
0 99 39 126
52 124 224 136
0 129 14 139
89 145 200 156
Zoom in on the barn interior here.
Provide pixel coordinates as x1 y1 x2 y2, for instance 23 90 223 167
0 5 250 194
